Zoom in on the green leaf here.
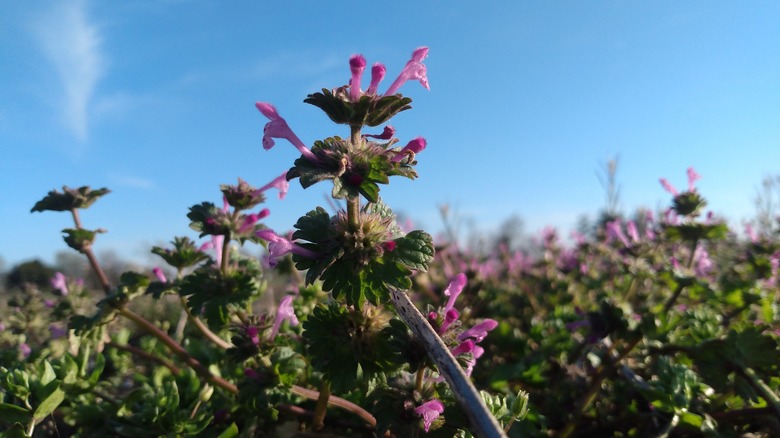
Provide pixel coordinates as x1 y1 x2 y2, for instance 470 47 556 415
216 423 239 438
392 230 435 271
39 361 56 387
62 228 105 253
0 403 31 425
31 186 110 212
33 382 65 420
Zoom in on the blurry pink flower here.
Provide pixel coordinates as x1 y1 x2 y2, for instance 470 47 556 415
414 398 444 433
626 221 640 243
391 137 427 162
694 245 713 277
255 102 318 162
238 210 270 234
19 343 31 358
385 46 430 95
50 272 69 296
50 324 67 339
257 172 290 200
659 178 678 196
152 267 167 283
457 319 498 343
269 295 299 340
606 220 630 247
349 54 367 101
745 223 758 243
246 325 261 346
364 125 395 140
687 167 701 192
366 62 386 95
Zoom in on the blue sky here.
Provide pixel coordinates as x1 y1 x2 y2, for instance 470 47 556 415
2 1 779 267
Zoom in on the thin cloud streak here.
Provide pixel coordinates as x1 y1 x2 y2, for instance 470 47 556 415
32 0 105 142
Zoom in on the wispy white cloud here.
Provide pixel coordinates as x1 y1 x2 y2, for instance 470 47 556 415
32 0 105 142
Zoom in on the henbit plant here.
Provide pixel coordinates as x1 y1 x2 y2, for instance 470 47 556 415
5 47 525 437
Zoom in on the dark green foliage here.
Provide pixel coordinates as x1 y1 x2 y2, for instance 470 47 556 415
31 186 110 213
304 88 412 128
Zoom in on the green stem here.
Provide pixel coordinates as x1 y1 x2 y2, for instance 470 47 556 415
415 366 426 393
179 296 233 349
220 232 231 273
70 208 112 294
117 306 239 394
734 364 780 421
312 380 331 431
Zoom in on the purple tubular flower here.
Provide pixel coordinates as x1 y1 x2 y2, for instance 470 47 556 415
269 295 299 340
391 137 427 162
457 319 498 343
349 54 367 101
238 210 270 234
246 326 260 346
606 220 631 247
414 398 444 433
256 172 290 200
687 167 701 192
451 339 475 356
255 102 318 162
443 273 467 314
19 343 31 358
200 235 224 267
256 229 318 267
659 178 678 196
50 272 69 296
384 46 430 96
152 267 167 283
626 220 640 243
364 125 395 140
366 62 386 95
439 308 460 333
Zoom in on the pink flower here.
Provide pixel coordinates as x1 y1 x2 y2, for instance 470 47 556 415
443 273 467 314
256 172 290 200
366 62 386 95
606 220 630 247
237 210 270 234
659 178 678 196
384 47 430 95
256 229 318 267
457 319 498 343
19 343 31 358
414 398 444 433
152 267 167 283
687 167 701 192
364 125 395 140
626 220 640 243
349 54 367 101
200 235 225 267
451 339 475 356
391 137 427 162
745 223 758 243
255 102 318 162
246 326 260 346
269 295 299 340
50 272 69 296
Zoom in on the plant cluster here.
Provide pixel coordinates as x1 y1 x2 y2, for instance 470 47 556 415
2 47 779 438
2 48 525 437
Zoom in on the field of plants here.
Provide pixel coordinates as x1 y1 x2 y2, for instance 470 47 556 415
2 47 779 437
